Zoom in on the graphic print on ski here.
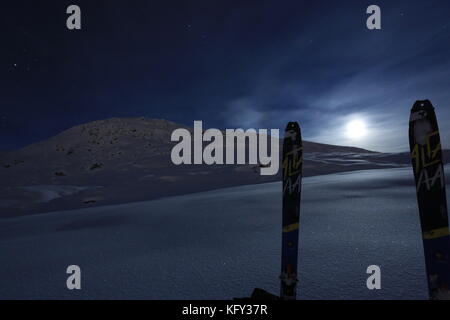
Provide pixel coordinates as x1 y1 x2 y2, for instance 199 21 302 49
280 122 303 300
409 100 450 300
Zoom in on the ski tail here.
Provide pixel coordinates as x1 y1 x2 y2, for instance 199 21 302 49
280 122 303 300
409 100 450 300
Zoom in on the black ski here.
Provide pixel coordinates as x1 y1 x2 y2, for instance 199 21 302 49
280 122 303 300
409 100 450 300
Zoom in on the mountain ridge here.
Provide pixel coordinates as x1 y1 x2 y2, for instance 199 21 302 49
1 117 376 156
0 117 444 216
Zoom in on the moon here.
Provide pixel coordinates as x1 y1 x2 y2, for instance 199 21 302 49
346 120 367 140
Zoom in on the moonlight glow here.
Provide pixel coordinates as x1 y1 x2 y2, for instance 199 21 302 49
346 120 367 140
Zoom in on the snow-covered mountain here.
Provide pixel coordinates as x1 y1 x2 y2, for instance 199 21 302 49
0 118 446 216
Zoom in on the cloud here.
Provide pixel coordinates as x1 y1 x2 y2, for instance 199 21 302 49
223 98 266 128
217 1 450 152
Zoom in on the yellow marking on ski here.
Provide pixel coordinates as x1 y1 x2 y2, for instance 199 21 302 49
411 142 441 174
283 223 299 233
282 146 303 179
431 143 441 159
426 131 440 158
422 131 441 169
411 144 420 173
285 146 303 157
423 227 450 240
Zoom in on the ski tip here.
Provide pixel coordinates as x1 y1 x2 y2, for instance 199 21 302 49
411 100 434 112
285 122 300 131
410 100 436 123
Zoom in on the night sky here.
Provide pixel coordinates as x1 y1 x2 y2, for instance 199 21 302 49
1 0 450 152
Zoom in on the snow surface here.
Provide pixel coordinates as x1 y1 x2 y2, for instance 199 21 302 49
17 185 96 203
0 166 449 300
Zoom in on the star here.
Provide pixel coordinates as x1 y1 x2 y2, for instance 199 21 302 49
13 63 17 67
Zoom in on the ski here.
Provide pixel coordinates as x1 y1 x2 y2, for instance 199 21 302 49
280 122 303 300
409 100 450 300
